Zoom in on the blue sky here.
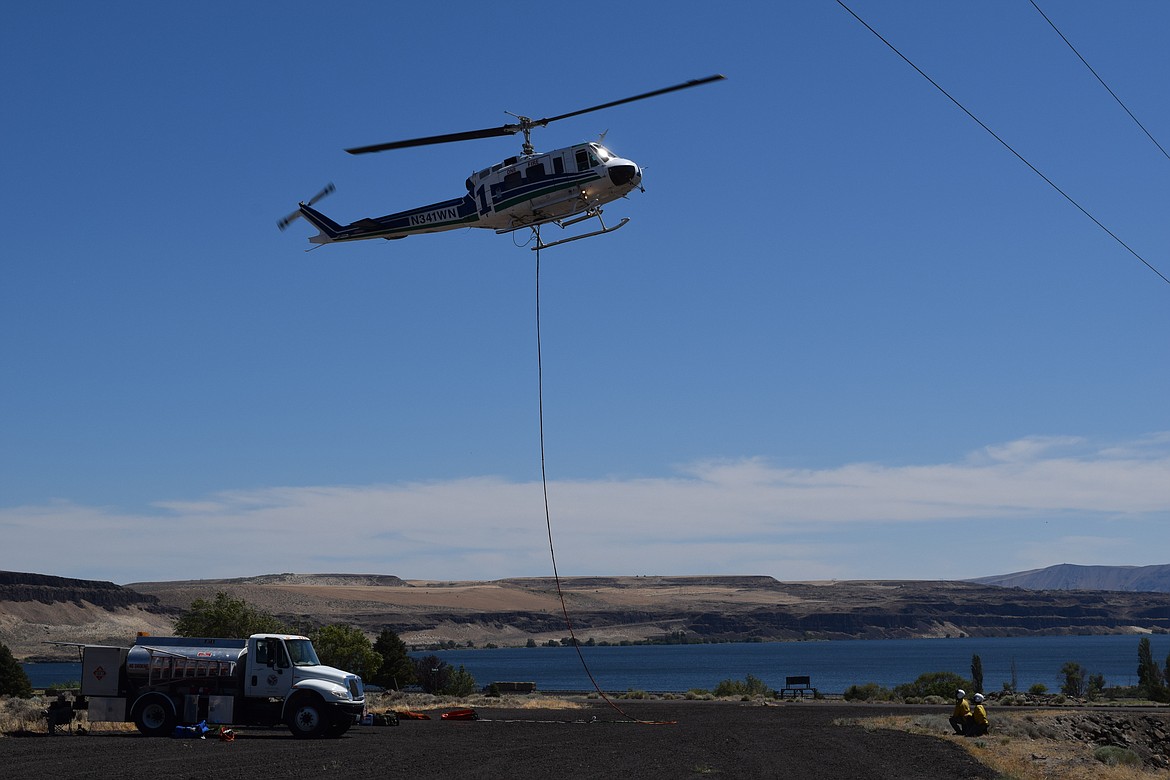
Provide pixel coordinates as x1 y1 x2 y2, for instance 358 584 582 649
2 1 1168 584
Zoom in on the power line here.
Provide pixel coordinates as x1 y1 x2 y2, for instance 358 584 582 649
835 0 1170 288
1029 0 1170 164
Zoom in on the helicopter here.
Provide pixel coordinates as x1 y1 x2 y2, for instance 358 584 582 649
278 75 724 251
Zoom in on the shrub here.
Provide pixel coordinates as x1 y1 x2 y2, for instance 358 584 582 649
1094 746 1140 767
843 682 894 702
1028 683 1048 695
713 674 771 698
893 671 970 700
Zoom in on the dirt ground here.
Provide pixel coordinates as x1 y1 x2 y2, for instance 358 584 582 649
0 700 994 780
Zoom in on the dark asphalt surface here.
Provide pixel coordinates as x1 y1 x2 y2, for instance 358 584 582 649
2 700 996 779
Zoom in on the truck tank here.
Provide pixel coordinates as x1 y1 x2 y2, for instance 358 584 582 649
126 636 246 683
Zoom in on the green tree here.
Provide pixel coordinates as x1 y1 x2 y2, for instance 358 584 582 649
311 624 382 679
370 628 416 690
174 592 287 638
411 655 477 695
1060 661 1086 697
970 654 984 694
1086 673 1106 701
893 671 970 700
0 641 34 698
414 654 450 694
1137 637 1170 702
445 665 477 696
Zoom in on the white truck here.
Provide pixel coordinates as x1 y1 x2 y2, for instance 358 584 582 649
70 633 365 738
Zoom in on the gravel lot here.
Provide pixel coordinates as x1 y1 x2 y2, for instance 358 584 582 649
1 700 995 779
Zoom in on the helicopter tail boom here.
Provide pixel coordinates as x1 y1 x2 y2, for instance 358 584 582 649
297 203 345 245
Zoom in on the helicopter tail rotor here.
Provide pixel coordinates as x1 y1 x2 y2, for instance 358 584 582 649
277 182 336 231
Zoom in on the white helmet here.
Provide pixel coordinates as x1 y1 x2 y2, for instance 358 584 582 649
973 693 984 703
956 689 966 699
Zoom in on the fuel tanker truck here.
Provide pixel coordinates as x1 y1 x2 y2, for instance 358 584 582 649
67 633 365 738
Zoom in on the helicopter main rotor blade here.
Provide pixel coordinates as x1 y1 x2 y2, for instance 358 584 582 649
346 125 519 155
343 74 725 156
534 74 725 128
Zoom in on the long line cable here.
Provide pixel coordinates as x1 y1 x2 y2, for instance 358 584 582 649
1029 0 1170 163
836 0 1170 288
534 232 673 725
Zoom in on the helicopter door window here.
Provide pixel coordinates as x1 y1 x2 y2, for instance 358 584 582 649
575 149 590 172
553 157 564 175
526 162 545 181
503 170 523 190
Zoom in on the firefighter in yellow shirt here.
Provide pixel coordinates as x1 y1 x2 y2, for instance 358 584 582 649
969 693 989 736
948 689 971 735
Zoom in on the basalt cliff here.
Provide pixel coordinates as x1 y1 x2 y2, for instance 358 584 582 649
4 570 1169 660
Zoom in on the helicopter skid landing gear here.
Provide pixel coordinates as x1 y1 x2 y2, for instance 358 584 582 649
531 211 629 251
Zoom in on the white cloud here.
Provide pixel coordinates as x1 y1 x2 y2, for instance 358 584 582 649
2 433 1168 583
977 435 1085 464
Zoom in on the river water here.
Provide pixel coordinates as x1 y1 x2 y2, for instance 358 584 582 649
420 635 1168 693
26 635 1168 693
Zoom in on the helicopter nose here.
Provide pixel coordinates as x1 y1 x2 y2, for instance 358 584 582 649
609 163 640 187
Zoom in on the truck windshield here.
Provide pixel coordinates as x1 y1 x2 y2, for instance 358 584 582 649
285 639 321 667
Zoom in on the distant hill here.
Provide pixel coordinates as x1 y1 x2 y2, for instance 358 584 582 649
973 563 1170 593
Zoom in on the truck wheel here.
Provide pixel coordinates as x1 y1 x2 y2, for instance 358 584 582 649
286 693 328 739
132 693 177 737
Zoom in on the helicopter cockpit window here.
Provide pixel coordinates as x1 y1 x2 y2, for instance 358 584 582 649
591 145 612 162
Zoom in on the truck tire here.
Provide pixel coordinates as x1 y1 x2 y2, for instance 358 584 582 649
286 692 328 739
132 693 177 737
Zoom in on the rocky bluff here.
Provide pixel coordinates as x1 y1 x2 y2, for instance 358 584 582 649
131 574 1170 645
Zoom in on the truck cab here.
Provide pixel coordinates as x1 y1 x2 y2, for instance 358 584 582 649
241 634 366 736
